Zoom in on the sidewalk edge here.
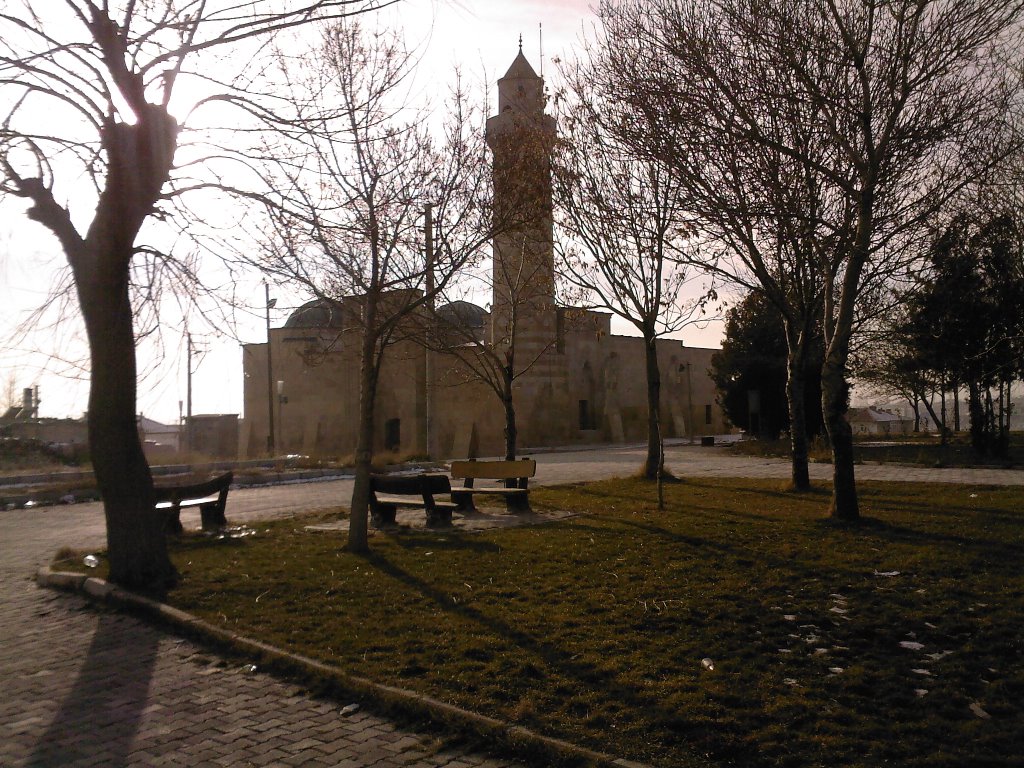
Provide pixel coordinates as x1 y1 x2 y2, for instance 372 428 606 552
36 566 654 768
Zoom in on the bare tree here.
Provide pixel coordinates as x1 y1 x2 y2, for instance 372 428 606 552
0 0 391 588
551 57 714 481
581 6 832 491
249 22 493 553
0 372 22 416
425 252 567 462
598 0 1024 518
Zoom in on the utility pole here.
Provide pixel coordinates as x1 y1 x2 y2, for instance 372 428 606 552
186 331 193 454
265 282 276 456
686 361 694 444
424 203 435 459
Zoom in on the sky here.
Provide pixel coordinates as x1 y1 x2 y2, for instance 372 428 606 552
0 0 724 425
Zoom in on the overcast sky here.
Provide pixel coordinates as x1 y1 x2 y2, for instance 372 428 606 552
0 0 723 425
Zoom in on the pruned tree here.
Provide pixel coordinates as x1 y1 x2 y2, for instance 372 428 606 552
551 56 714 481
0 0 391 588
248 22 493 552
596 0 1024 517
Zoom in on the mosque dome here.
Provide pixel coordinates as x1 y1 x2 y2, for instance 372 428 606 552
284 298 345 329
436 300 488 330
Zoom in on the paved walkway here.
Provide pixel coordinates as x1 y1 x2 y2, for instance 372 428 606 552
2 445 1021 767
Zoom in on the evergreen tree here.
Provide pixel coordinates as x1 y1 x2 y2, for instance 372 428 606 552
711 292 823 440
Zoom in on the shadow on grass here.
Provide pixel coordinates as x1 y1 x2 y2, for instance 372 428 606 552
361 548 726 765
812 515 1024 563
384 531 502 554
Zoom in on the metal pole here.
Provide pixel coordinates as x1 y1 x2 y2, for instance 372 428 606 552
277 380 285 455
424 204 434 459
686 362 694 444
265 282 275 456
186 332 193 454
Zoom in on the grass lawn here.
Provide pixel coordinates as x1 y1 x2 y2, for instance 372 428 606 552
729 433 1024 468
118 478 1023 767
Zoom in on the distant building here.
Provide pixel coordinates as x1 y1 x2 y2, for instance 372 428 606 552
0 387 39 426
241 49 727 459
848 406 913 436
183 414 239 460
138 415 181 457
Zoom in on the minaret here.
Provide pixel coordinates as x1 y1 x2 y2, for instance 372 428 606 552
486 43 569 446
486 42 557 345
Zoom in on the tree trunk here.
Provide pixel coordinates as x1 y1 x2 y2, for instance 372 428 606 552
502 371 517 462
348 319 380 554
953 380 961 432
784 326 811 491
939 385 948 445
820 185 873 523
642 334 662 480
906 395 921 432
968 380 985 454
79 263 174 589
821 356 857 519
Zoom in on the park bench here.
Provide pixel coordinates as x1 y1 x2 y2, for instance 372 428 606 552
448 458 536 513
155 471 233 534
368 472 457 528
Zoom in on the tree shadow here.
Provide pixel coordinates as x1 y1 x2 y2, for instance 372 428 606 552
27 612 159 767
361 544 778 766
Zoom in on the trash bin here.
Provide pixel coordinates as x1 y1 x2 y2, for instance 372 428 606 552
700 436 715 447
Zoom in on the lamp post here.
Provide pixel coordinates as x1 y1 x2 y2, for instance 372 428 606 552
265 282 276 456
686 362 694 444
424 203 435 459
277 380 286 455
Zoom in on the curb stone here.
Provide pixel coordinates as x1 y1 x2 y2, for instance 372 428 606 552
36 566 655 768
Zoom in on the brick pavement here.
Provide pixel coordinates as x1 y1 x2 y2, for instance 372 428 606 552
2 444 1021 768
0 484 524 767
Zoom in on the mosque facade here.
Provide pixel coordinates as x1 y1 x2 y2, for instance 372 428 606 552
240 50 728 460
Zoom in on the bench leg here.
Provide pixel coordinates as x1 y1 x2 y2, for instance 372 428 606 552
505 493 532 513
370 503 397 528
164 510 184 536
451 490 476 513
200 503 227 531
426 507 453 528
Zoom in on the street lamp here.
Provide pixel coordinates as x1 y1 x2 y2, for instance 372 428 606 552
265 282 276 456
276 380 287 455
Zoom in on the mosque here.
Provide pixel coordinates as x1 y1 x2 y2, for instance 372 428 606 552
239 49 727 459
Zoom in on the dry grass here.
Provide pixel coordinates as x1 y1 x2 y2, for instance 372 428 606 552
729 433 1024 469
131 477 1024 768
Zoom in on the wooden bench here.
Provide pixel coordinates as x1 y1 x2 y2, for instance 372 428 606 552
155 471 233 534
368 472 458 528
449 458 536 513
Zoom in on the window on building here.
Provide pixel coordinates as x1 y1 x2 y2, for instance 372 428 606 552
579 400 596 430
705 404 713 426
384 418 401 452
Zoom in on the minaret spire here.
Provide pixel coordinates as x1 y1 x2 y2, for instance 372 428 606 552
518 33 523 52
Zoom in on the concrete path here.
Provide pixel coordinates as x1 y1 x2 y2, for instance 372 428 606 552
2 444 1021 767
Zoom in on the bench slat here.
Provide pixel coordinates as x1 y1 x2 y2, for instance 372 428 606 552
374 494 458 510
452 487 527 495
155 495 220 510
450 459 536 480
